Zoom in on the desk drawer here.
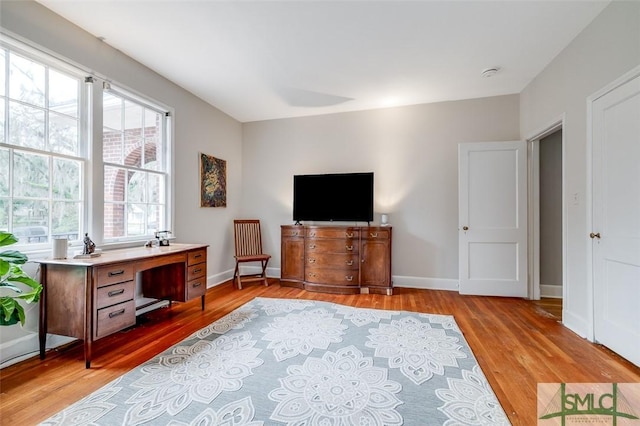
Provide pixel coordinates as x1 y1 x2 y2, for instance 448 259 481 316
188 249 206 266
96 280 134 309
187 277 206 299
187 264 206 281
95 299 135 339
306 268 359 286
95 263 134 287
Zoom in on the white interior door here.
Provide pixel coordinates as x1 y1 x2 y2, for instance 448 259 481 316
459 141 527 296
592 73 640 367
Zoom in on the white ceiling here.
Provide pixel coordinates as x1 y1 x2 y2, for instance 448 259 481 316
37 0 609 123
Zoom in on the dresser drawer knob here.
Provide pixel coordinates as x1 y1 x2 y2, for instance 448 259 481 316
108 270 125 277
308 244 316 249
308 258 316 264
346 232 354 238
309 232 316 237
346 276 353 281
346 260 353 266
108 289 125 297
346 245 353 251
109 308 126 318
370 232 378 238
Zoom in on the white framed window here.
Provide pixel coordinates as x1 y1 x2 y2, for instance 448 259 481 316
0 42 86 250
1 35 172 252
102 84 169 242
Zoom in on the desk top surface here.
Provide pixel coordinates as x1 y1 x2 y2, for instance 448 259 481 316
38 243 208 267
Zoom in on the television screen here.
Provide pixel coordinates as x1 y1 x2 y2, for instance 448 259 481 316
293 172 374 222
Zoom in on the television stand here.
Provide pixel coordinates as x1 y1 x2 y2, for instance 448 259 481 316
280 225 392 295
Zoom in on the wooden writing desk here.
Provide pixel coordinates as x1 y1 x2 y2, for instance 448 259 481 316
38 243 208 368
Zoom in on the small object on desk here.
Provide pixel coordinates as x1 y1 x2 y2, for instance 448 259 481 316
83 233 96 254
73 248 102 259
155 230 172 246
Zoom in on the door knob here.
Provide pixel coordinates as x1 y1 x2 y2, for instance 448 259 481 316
590 232 601 239
462 226 469 231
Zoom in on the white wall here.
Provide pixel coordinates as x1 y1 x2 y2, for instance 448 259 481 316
520 1 640 336
0 1 243 366
242 95 520 288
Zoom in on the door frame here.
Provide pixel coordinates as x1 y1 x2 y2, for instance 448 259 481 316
525 116 567 303
586 64 640 341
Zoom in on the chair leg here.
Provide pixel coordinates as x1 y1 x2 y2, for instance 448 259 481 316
261 259 269 287
233 261 242 290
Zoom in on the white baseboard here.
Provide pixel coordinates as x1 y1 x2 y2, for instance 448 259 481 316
392 276 458 291
540 284 563 298
0 333 75 369
562 310 590 340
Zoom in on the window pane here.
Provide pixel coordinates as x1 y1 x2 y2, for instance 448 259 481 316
0 148 8 196
103 92 123 164
52 158 81 200
124 100 142 167
0 49 5 97
0 101 5 143
13 151 49 198
0 199 7 231
147 204 163 234
8 101 46 150
104 202 125 239
12 199 49 243
144 108 161 170
104 165 125 202
127 203 146 236
128 170 145 203
52 200 80 240
148 173 164 204
49 69 78 118
9 53 45 107
49 111 78 155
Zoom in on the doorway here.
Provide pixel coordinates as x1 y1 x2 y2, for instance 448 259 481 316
529 123 565 321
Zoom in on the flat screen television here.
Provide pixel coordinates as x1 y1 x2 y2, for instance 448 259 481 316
293 172 374 223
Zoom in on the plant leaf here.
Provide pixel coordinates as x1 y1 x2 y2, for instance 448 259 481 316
0 296 25 325
0 250 28 265
0 259 9 276
7 270 41 291
0 232 18 248
0 282 23 293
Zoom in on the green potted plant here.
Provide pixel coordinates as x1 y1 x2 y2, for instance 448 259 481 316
0 231 43 326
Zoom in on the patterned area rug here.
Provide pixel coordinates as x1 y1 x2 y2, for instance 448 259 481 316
41 297 510 425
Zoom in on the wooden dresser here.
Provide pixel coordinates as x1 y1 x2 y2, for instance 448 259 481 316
281 225 392 295
38 243 208 368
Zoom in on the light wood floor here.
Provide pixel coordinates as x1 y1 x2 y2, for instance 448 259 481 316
1 281 638 425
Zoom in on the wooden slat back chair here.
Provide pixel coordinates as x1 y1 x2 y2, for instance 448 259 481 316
233 220 271 289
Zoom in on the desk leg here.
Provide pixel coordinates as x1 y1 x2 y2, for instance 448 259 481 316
39 265 47 360
85 271 92 369
201 294 205 311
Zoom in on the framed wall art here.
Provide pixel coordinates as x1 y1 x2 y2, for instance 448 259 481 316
200 153 227 207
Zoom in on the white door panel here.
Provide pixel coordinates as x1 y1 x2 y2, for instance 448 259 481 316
459 141 527 297
592 73 640 367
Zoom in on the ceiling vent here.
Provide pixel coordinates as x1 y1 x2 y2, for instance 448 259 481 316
481 67 500 78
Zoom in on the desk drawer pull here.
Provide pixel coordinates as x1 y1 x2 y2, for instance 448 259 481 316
192 282 202 288
109 309 126 318
193 268 202 274
194 253 202 259
108 289 125 297
108 270 125 277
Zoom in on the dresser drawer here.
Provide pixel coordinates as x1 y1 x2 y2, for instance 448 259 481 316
96 280 134 309
95 299 136 339
188 249 206 266
95 263 135 288
306 253 359 270
187 277 206 299
362 229 390 240
306 268 359 286
187 263 206 281
306 228 359 239
282 227 305 238
306 239 359 254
